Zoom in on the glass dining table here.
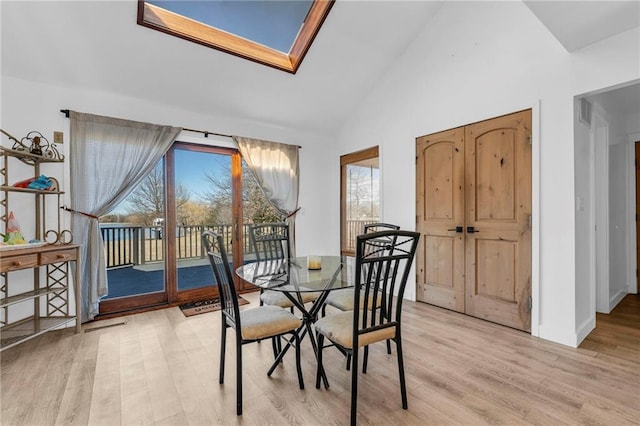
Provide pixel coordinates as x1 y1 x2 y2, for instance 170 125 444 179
235 255 355 388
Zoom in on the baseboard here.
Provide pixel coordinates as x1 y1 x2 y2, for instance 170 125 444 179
538 324 579 348
576 315 596 346
609 289 627 311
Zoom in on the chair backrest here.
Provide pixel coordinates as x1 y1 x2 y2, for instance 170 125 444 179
202 230 241 328
363 223 400 256
363 222 400 234
248 223 290 262
354 230 420 339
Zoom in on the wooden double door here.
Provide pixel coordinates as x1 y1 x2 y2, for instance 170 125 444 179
416 110 532 331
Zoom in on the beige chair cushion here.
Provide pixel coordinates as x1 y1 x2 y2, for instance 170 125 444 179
260 286 319 308
238 306 302 340
324 288 382 311
314 310 395 349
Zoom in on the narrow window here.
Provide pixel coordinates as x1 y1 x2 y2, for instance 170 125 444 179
340 146 380 256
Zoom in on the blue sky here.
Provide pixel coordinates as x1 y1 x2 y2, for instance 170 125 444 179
109 149 229 216
174 149 229 195
150 0 314 53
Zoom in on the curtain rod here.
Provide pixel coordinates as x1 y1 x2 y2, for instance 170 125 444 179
60 109 301 147
60 109 231 139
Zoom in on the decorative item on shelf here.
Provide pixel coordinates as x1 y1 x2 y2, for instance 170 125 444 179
2 211 26 246
29 135 43 156
12 175 59 191
0 129 64 161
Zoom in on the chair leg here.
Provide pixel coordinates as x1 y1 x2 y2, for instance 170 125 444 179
219 321 227 384
362 345 369 374
386 339 392 355
350 346 359 426
346 353 352 371
396 336 408 410
236 336 243 415
315 333 324 389
271 337 279 359
294 332 304 390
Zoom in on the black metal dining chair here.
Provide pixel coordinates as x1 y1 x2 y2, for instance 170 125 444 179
322 222 401 365
249 223 318 309
322 223 400 316
202 230 304 416
314 229 420 426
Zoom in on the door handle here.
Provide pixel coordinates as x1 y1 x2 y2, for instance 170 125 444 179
466 226 479 234
447 226 464 233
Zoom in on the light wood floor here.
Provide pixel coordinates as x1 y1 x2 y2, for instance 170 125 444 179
1 292 638 425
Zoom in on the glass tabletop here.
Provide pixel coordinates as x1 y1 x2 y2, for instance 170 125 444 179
235 255 355 293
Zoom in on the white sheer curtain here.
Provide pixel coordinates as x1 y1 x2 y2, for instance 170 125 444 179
70 111 181 321
233 136 300 256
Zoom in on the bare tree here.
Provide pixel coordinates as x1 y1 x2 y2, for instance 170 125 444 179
124 165 191 225
200 160 282 225
347 164 379 220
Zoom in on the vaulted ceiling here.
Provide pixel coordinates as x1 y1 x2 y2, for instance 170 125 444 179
2 1 638 137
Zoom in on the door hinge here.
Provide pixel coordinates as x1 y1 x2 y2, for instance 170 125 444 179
527 133 532 145
527 296 532 313
528 215 532 228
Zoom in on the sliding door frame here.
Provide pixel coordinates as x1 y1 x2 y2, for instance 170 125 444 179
98 142 245 316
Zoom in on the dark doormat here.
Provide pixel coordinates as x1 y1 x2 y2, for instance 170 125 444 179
179 296 249 317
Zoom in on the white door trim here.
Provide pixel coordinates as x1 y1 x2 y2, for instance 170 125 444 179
628 133 640 294
593 105 610 313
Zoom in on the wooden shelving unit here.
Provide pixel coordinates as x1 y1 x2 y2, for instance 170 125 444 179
0 144 81 351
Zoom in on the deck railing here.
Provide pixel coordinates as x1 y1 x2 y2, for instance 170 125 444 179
101 224 250 269
102 220 376 269
344 219 377 251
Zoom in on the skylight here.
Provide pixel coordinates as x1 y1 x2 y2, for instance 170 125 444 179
137 0 334 74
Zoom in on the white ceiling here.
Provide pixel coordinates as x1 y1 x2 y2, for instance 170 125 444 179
523 0 640 51
523 0 640 118
2 1 639 137
589 82 640 116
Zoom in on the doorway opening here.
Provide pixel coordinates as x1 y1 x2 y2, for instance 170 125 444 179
574 80 640 344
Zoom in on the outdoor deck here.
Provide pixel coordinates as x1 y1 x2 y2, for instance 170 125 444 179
104 260 214 299
101 220 373 300
101 224 236 300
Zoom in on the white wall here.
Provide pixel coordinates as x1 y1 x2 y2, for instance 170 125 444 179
609 141 628 306
336 1 639 346
592 109 611 316
574 99 594 335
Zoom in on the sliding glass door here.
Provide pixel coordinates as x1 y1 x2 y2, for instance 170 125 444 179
169 144 243 303
99 142 244 315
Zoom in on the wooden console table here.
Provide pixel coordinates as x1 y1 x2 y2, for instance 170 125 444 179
0 243 81 350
